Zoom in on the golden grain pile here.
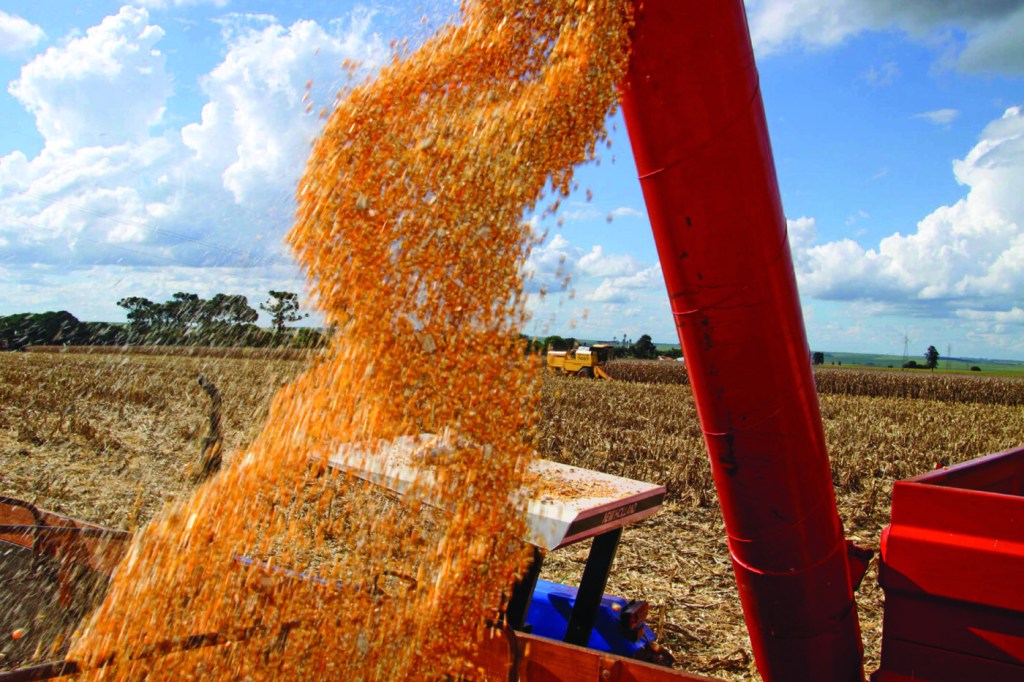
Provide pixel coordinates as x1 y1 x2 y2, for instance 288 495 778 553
62 1 635 679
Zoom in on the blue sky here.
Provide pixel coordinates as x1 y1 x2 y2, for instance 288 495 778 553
1 1 1023 360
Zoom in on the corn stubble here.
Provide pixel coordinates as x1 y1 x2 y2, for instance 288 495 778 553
604 359 1024 406
67 1 633 679
5 353 1022 679
10 0 1019 678
538 373 1023 679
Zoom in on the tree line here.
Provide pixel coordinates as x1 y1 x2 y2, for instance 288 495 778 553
0 291 326 351
811 345 944 370
2 296 675 360
535 333 673 360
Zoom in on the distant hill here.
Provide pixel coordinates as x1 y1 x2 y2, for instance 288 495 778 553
817 351 1024 375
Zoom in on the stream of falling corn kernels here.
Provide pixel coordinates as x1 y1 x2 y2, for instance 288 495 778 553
68 1 633 678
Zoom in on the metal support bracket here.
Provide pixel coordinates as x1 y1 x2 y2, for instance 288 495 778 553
565 527 623 647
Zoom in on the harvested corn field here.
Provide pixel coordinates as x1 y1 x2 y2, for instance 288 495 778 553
604 359 1024 406
3 351 1022 678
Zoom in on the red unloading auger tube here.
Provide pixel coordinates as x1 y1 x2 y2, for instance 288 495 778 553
619 1 865 680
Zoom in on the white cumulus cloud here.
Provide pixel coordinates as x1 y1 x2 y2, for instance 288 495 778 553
577 245 642 278
746 0 866 55
791 106 1024 320
0 263 308 324
9 7 169 150
182 14 387 203
957 307 1024 325
586 264 663 304
0 10 45 54
957 9 1024 73
745 0 1024 74
0 5 391 315
524 235 656 299
523 234 580 293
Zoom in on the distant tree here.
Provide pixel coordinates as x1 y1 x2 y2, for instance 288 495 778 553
203 294 258 344
120 292 263 346
260 291 307 335
924 345 940 370
631 334 657 360
903 360 921 369
292 327 329 349
170 291 202 324
0 311 84 349
80 321 128 346
165 292 204 342
970 366 982 372
812 352 825 366
117 296 161 339
549 336 577 352
545 335 567 351
518 335 544 355
208 294 258 324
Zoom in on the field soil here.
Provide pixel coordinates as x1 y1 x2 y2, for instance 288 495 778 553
2 351 1022 679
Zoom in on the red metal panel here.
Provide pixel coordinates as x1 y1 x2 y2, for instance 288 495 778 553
880 592 1024 665
877 446 1024 679
618 1 863 680
882 485 1024 611
514 631 717 681
0 496 130 576
873 638 1024 682
899 443 1024 495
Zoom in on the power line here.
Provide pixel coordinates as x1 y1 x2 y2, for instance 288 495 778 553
1 182 291 269
0 214 294 275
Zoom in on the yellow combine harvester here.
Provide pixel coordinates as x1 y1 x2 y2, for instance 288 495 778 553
546 343 614 379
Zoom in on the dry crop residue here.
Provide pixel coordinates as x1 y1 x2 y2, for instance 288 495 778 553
6 357 1023 680
68 1 633 679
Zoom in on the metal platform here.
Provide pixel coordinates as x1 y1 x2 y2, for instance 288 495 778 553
327 433 666 550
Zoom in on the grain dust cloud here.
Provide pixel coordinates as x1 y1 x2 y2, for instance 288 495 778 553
68 0 633 679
